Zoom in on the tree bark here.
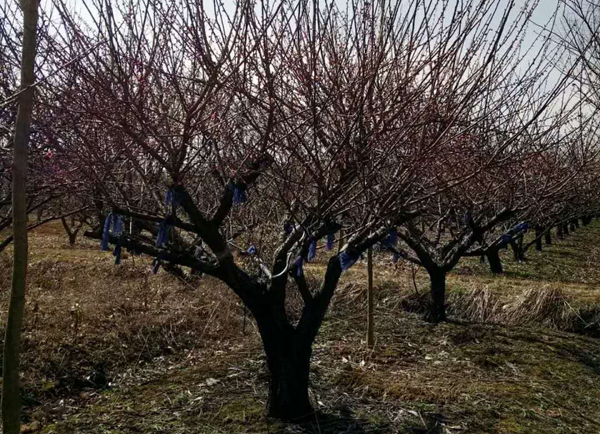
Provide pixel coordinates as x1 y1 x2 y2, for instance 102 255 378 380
251 256 344 421
427 269 447 322
509 238 525 262
544 229 551 245
258 322 314 421
535 226 543 251
60 216 78 246
2 2 38 433
265 340 312 421
486 248 504 274
562 223 569 236
557 224 563 239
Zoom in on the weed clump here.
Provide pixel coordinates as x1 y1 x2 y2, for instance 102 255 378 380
449 286 600 336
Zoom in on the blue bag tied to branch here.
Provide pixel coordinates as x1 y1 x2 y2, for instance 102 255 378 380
515 222 529 232
294 256 304 277
339 250 360 271
113 215 124 236
100 213 114 251
326 233 335 251
392 253 400 264
498 234 512 249
389 228 398 245
101 214 125 251
227 181 247 204
382 228 397 248
307 240 317 261
508 222 528 236
230 181 247 204
156 220 169 247
284 222 293 235
247 245 257 255
165 188 181 209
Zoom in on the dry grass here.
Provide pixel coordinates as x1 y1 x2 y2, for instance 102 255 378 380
1 220 600 433
448 286 600 335
0 222 250 413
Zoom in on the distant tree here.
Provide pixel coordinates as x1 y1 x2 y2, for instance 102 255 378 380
383 0 588 321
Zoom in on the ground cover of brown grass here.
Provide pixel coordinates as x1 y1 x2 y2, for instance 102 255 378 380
0 220 599 433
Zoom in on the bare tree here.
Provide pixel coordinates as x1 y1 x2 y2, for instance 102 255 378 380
2 1 39 433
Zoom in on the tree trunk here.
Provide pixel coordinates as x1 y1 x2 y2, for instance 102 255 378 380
509 236 526 262
573 219 580 229
2 2 38 433
544 230 551 245
562 223 569 237
428 270 447 322
262 331 313 421
569 221 576 232
535 226 543 251
486 248 503 274
557 225 563 239
366 246 374 348
337 228 344 254
60 217 77 246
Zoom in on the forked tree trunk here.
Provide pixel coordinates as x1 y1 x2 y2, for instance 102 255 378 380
254 257 344 421
60 217 79 246
427 269 447 322
562 223 569 236
2 2 38 433
544 230 551 245
486 248 503 274
557 225 564 239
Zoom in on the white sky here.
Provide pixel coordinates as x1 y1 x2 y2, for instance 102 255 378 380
37 0 570 91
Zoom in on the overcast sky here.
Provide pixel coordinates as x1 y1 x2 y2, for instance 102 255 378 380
40 0 569 90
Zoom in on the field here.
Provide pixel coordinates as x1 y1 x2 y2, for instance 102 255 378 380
1 221 600 434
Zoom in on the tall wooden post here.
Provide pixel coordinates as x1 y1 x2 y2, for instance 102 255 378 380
367 246 374 349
